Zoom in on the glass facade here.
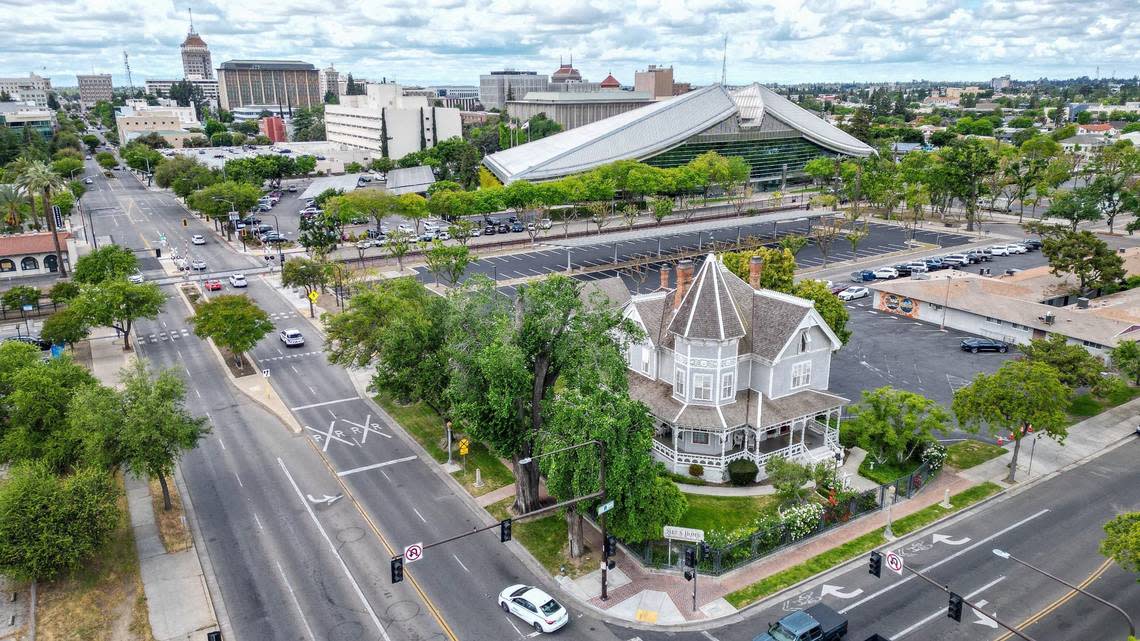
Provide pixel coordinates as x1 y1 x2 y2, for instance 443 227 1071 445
645 133 838 182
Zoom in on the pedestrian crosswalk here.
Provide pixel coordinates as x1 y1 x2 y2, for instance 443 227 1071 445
269 311 300 321
147 328 191 343
260 350 323 362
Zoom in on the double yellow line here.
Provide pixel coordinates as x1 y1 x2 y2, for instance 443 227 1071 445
993 557 1114 641
303 434 459 641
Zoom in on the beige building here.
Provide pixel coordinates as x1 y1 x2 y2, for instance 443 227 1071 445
635 64 675 99
216 60 320 111
506 91 655 130
325 83 462 160
0 73 52 108
77 74 114 107
115 108 196 148
319 66 339 98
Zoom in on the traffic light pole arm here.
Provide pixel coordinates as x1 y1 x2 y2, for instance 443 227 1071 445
995 551 1134 637
903 566 1040 641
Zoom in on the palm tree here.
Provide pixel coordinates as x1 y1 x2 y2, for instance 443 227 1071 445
0 185 24 229
16 161 68 277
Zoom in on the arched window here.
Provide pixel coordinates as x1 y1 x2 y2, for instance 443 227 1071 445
0 259 14 273
20 256 38 271
43 254 58 272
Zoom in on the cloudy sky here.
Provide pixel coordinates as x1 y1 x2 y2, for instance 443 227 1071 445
6 0 1138 88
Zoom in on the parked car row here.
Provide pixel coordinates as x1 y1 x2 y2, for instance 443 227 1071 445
852 239 1040 283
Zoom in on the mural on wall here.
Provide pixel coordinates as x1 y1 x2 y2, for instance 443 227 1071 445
877 293 920 319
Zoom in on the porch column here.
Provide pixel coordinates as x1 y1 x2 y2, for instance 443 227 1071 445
788 422 794 447
801 418 808 448
721 430 727 459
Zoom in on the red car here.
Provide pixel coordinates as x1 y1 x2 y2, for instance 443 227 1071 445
204 279 223 291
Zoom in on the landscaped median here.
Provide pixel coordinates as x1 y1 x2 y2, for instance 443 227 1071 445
724 481 1001 609
374 392 514 496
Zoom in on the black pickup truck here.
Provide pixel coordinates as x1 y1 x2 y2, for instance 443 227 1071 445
753 604 848 641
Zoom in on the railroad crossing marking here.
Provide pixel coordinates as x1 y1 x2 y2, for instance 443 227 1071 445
305 421 355 452
341 414 391 442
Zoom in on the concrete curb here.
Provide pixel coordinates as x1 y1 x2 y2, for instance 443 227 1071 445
172 463 229 640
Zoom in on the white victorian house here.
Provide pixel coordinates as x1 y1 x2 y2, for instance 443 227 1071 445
586 254 846 483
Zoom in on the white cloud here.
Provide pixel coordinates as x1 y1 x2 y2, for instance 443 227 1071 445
3 0 1138 88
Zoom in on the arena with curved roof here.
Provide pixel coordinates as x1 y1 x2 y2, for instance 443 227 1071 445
483 83 874 185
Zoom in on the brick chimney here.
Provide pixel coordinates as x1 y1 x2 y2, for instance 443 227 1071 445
674 259 694 310
659 265 671 290
748 255 763 290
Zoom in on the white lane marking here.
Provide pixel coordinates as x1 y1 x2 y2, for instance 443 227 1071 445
839 509 1048 614
277 458 391 640
217 437 226 451
194 387 201 398
412 507 427 523
275 560 318 641
453 554 470 573
253 513 264 531
307 385 317 395
336 455 418 477
328 409 337 419
701 632 721 641
891 575 1005 638
290 365 299 374
162 321 167 328
503 614 523 637
185 368 192 377
176 349 183 359
380 470 392 482
290 397 358 411
233 471 244 488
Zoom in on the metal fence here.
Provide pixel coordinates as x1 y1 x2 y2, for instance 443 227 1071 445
625 462 937 576
0 297 64 321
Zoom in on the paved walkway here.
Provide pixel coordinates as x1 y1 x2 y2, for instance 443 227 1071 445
88 328 221 641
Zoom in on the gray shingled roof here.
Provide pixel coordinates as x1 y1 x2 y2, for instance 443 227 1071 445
631 293 674 348
717 265 813 361
668 255 746 341
579 276 632 311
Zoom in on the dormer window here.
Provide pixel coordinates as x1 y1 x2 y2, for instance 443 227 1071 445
799 330 811 353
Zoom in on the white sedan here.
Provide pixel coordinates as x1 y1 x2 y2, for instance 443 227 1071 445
191 234 206 245
872 267 898 280
838 286 870 301
498 585 569 634
990 245 1012 256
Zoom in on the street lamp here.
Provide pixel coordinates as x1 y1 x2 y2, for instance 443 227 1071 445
991 549 1134 636
518 439 611 600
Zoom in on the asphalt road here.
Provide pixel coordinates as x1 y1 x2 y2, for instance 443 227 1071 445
611 439 1140 641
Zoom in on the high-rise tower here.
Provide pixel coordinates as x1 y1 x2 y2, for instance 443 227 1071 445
180 9 213 80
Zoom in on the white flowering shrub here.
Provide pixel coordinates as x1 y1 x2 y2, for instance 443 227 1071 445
921 442 948 471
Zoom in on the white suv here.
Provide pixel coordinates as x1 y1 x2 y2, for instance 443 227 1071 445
228 274 248 288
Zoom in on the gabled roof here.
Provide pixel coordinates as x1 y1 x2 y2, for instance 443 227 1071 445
483 84 738 183
668 254 746 341
600 74 621 88
731 84 874 157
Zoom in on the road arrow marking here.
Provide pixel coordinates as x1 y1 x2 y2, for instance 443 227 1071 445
971 600 998 628
932 533 971 546
306 493 343 506
820 585 864 599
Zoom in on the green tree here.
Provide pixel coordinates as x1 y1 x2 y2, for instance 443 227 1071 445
1109 340 1140 385
81 134 99 153
1042 229 1125 292
446 275 639 513
324 278 451 408
385 229 414 271
648 197 673 226
845 386 949 467
0 463 119 581
48 279 80 304
764 455 815 506
1019 334 1104 388
543 387 686 555
40 307 90 347
0 184 25 228
1099 512 1140 577
51 156 84 179
2 285 40 311
189 295 273 368
73 245 139 284
16 160 68 277
329 188 398 232
396 193 429 234
281 257 329 317
0 351 96 472
940 138 998 232
779 234 809 257
187 181 263 238
72 280 164 351
424 240 476 287
1047 189 1101 231
953 360 1069 483
1007 135 1061 222
792 279 851 344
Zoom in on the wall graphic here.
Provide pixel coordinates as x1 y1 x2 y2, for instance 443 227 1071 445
877 293 920 319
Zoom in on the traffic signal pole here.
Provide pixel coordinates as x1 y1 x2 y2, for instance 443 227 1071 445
600 444 609 601
902 565 1039 641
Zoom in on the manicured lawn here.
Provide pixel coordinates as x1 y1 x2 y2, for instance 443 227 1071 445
375 393 514 496
724 482 1002 608
945 440 1007 470
676 494 779 533
858 457 919 485
487 498 597 579
1067 386 1140 420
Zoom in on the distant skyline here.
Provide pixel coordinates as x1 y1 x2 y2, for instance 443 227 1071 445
6 0 1140 89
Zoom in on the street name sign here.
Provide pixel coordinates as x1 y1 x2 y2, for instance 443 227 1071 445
597 500 615 516
663 525 705 543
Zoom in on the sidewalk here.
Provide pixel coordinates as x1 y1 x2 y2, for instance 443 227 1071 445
87 328 221 641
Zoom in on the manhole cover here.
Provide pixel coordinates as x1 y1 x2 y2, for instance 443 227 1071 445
386 601 420 622
330 620 364 641
336 527 364 543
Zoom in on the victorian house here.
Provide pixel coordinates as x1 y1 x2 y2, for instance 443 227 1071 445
588 254 846 482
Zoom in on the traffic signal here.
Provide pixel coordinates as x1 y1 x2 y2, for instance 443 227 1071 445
699 542 711 559
683 546 696 569
683 568 695 582
390 556 404 584
154 248 162 258
182 218 188 227
605 558 616 571
499 518 512 542
869 551 882 578
947 593 964 622
603 534 616 559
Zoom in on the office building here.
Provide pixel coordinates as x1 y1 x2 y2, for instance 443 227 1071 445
216 60 320 111
479 70 549 110
428 86 480 110
0 73 52 109
181 27 213 80
114 106 197 147
991 75 1011 92
319 66 340 98
506 91 655 130
77 74 114 107
635 65 675 99
0 103 55 138
325 83 461 160
259 116 287 143
485 83 874 185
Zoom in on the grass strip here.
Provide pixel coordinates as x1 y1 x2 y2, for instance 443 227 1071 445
945 440 1007 470
487 498 597 579
725 481 1002 608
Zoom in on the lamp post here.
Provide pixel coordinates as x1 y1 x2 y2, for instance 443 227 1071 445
992 549 1134 637
518 439 609 599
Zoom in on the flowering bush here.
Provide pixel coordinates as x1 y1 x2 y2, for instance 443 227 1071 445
779 502 824 539
921 442 948 471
